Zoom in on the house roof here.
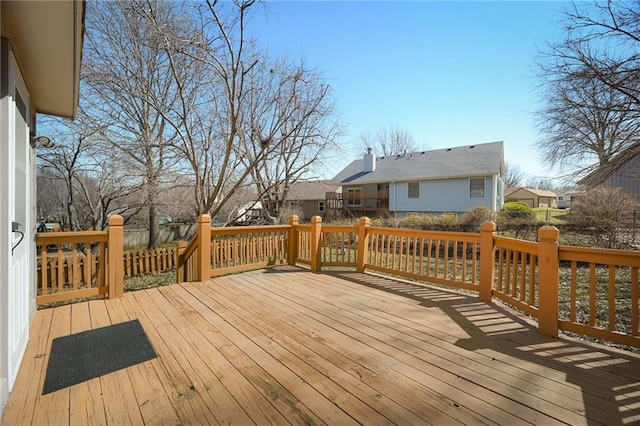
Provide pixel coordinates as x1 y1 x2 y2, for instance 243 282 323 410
1 0 85 119
332 141 504 185
505 187 557 198
287 180 340 201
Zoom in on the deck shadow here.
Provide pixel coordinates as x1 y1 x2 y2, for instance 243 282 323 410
327 270 640 426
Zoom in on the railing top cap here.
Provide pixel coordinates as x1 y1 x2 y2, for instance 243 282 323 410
538 225 560 240
108 215 124 226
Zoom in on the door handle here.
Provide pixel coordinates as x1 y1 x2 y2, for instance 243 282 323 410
12 221 24 255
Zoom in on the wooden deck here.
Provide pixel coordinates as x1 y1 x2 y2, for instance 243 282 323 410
3 266 640 425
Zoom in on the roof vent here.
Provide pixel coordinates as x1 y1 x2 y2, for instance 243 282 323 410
469 145 475 148
446 148 452 151
421 151 426 154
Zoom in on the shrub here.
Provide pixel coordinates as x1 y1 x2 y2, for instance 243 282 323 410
461 206 492 230
568 186 637 248
397 213 433 229
498 202 536 222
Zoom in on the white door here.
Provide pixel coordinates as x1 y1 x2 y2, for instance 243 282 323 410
7 52 31 388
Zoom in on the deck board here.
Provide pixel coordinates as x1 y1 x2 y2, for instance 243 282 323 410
4 266 640 425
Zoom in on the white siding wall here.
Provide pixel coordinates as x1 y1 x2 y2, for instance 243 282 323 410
392 176 497 216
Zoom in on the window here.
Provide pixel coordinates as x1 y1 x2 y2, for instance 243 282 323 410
470 178 485 198
408 181 419 199
346 188 362 206
318 200 325 212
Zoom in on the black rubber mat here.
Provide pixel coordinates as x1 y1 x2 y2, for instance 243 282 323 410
42 319 157 394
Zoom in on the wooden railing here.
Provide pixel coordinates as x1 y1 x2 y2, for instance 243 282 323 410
293 223 312 266
492 235 539 318
167 213 640 349
557 244 640 348
123 247 178 277
36 215 124 305
210 225 289 276
366 226 481 292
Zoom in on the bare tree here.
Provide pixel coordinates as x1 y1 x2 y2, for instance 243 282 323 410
524 176 556 191
81 0 180 248
139 0 342 224
358 124 422 156
36 125 90 231
238 57 343 222
140 0 284 219
535 65 640 177
37 116 144 231
537 1 640 179
504 162 526 187
36 173 68 227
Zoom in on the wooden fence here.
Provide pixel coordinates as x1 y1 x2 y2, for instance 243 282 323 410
176 214 640 349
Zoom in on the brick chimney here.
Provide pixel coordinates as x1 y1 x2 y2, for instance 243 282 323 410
364 147 376 172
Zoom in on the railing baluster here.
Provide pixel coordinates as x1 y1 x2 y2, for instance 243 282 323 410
609 265 616 331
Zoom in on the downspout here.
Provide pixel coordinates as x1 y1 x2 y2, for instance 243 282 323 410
492 174 498 213
391 181 396 216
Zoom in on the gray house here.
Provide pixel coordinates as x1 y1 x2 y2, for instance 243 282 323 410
285 180 340 221
331 141 505 218
578 146 640 202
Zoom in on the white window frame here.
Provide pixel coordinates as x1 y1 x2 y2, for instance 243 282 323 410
469 177 485 198
408 181 419 199
346 187 362 206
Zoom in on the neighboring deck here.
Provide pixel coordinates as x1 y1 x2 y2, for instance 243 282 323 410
3 267 640 425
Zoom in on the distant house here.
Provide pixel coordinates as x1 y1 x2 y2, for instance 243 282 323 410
556 190 584 209
331 141 505 218
505 187 557 208
284 180 340 221
578 147 640 201
229 201 264 225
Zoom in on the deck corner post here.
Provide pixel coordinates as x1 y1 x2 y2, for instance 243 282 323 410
538 225 560 338
107 214 124 299
356 216 371 273
176 240 187 283
479 220 497 302
288 215 299 265
197 214 212 281
310 215 322 272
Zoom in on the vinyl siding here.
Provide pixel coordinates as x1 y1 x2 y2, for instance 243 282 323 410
391 177 497 214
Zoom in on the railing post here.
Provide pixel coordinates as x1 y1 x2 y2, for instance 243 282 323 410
176 240 187 283
357 216 370 273
107 215 124 299
288 215 299 265
538 225 560 338
310 215 322 272
479 220 497 302
197 214 211 281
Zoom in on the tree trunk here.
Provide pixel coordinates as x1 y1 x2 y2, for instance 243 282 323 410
147 176 160 250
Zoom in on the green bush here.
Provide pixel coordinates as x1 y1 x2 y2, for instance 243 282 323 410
498 202 535 222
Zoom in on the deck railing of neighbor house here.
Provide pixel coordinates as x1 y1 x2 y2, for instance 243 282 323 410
36 215 124 305
174 214 640 349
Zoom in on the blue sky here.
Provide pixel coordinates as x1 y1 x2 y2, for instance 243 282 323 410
249 1 569 180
